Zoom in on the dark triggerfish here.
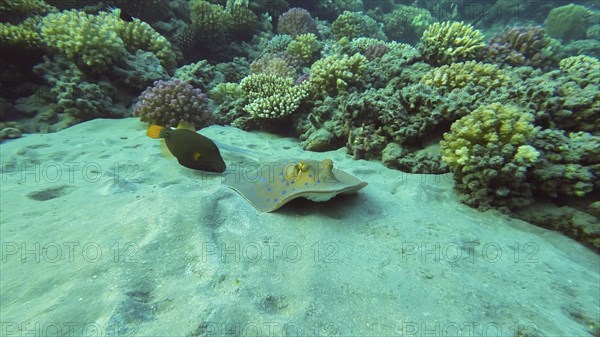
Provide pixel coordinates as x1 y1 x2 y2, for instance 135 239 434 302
146 125 226 173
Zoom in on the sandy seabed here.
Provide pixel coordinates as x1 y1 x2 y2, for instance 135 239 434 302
1 118 598 337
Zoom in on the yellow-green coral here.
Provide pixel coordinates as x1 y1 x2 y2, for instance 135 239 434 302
0 0 56 17
331 11 386 40
544 3 593 41
559 55 600 87
249 55 296 78
0 16 43 48
441 103 537 171
40 10 124 72
383 5 435 43
286 33 321 65
189 0 232 41
441 103 540 209
419 21 485 66
117 13 177 69
39 9 176 72
240 74 308 119
420 61 509 92
309 53 367 97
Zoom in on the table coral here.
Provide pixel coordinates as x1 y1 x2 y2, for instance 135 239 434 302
418 21 484 66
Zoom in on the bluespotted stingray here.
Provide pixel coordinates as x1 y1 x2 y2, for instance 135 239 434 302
223 159 368 212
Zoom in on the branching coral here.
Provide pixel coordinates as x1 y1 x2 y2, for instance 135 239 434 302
420 61 509 93
544 3 594 42
39 9 176 72
249 54 297 78
559 55 600 87
383 5 435 44
418 21 484 66
189 0 232 42
530 129 598 198
483 26 559 69
308 53 367 97
0 0 56 18
239 73 308 119
40 10 125 72
331 11 386 41
133 79 214 129
440 103 539 209
286 33 321 65
277 7 319 37
0 16 43 48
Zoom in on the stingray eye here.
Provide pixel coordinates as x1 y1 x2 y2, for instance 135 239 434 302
322 159 333 172
297 160 310 172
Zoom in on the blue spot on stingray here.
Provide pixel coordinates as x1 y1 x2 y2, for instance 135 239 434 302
317 180 321 183
304 182 308 186
260 177 267 183
291 180 295 184
291 188 296 192
308 174 312 178
267 187 272 191
280 178 285 183
274 198 278 202
282 190 287 195
279 172 283 176
286 182 289 186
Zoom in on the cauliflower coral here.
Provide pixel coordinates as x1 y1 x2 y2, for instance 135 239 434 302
133 79 214 129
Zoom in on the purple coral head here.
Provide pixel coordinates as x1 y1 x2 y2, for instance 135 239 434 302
277 8 319 37
133 78 213 128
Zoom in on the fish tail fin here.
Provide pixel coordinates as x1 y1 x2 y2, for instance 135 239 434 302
146 125 164 139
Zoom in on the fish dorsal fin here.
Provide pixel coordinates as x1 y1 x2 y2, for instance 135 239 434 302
176 121 196 131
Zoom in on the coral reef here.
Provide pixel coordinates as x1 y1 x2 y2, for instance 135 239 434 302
249 55 297 78
276 7 318 37
440 103 539 210
239 73 308 119
39 9 176 73
559 55 600 87
189 0 232 43
544 3 594 42
530 129 599 198
483 26 559 69
286 33 322 65
0 17 43 48
308 53 367 97
133 79 214 129
382 5 435 44
420 61 509 93
418 21 484 66
331 11 386 41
